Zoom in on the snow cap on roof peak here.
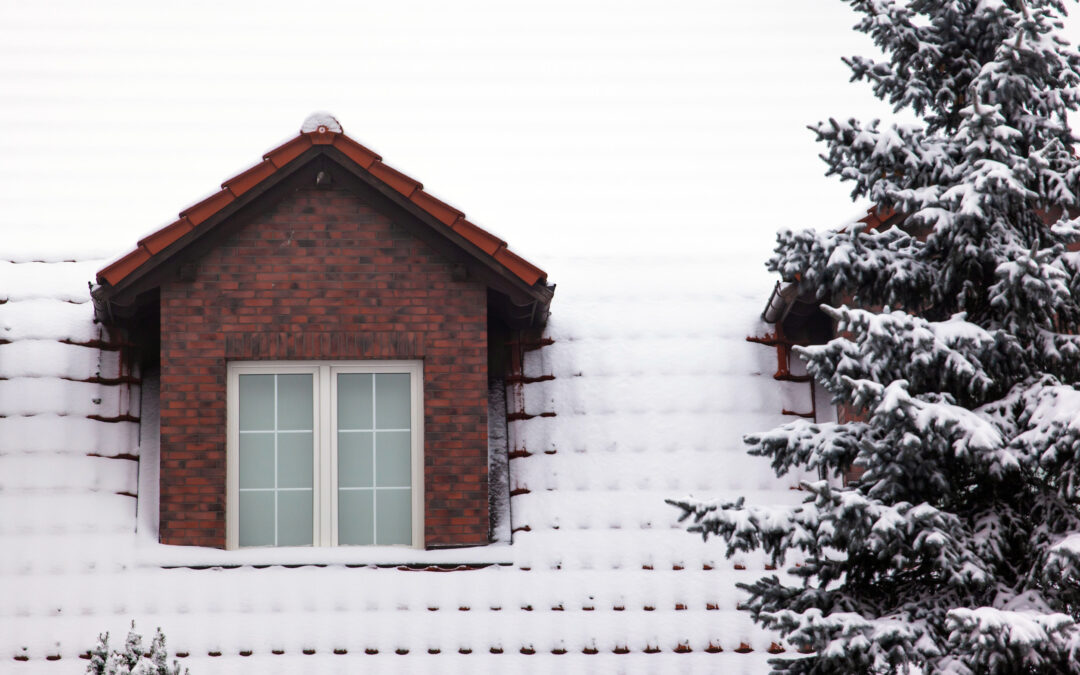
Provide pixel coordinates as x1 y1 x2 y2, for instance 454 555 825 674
301 112 342 134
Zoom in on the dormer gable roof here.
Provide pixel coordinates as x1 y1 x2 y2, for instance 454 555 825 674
93 113 553 327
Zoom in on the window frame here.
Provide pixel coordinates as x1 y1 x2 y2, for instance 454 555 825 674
225 360 424 550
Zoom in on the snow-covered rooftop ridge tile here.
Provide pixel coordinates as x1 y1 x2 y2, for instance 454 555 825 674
300 111 343 134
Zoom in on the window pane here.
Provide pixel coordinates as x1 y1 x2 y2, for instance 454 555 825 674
277 374 313 431
239 433 275 489
277 490 313 546
238 374 274 431
376 489 412 545
337 373 373 430
338 490 374 545
375 431 411 487
375 373 410 429
239 491 274 546
278 432 313 489
338 431 373 488
234 365 420 548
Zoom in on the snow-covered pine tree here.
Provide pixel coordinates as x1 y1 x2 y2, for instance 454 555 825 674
670 1 1080 672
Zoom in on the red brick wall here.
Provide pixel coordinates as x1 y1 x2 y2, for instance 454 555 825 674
159 185 489 548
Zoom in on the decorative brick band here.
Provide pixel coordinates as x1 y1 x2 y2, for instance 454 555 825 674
224 331 425 360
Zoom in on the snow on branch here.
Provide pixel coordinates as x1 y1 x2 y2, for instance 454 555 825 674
745 418 866 479
943 607 1077 674
996 377 1080 499
670 481 992 592
990 245 1074 335
769 225 933 310
799 306 1016 406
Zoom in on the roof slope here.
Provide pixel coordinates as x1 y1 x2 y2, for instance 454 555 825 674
2 248 814 672
95 114 548 299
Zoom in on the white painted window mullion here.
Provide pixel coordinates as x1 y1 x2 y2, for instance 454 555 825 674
412 367 423 548
272 374 279 547
321 365 333 546
371 373 378 545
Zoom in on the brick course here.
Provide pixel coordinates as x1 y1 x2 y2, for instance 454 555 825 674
159 185 489 548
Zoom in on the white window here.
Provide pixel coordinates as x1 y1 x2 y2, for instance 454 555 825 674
225 361 424 549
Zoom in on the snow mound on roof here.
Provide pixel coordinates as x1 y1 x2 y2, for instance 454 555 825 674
301 112 343 134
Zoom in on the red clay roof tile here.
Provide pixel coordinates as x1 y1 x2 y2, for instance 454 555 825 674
452 219 506 256
223 160 278 198
368 161 422 198
331 135 381 169
494 248 545 286
138 218 194 255
410 190 464 227
98 247 153 287
857 206 897 231
264 134 313 168
96 115 548 289
304 129 336 146
178 189 235 227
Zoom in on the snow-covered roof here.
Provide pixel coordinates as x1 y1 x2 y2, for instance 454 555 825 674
1 238 816 671
5 2 1080 670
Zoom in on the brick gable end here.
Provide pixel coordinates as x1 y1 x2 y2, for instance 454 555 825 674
159 185 489 548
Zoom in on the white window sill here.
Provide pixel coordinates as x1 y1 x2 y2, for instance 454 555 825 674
135 540 513 568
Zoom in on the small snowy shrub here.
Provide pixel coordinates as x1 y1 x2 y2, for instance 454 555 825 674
671 1 1080 673
86 622 188 675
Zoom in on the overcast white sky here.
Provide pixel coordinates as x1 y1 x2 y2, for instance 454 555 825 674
1 1 1078 267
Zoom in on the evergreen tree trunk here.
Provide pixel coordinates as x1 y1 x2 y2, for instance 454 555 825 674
671 2 1080 672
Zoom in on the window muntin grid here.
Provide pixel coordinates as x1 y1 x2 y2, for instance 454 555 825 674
336 372 412 545
226 362 422 549
237 373 314 547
